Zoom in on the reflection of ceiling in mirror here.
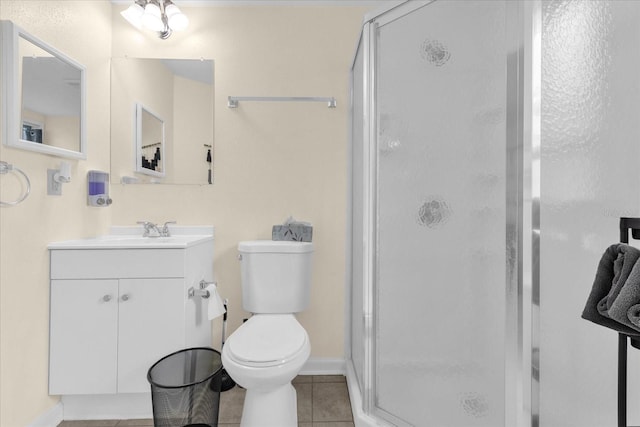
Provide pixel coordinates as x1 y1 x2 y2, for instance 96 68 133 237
160 59 213 85
22 57 81 116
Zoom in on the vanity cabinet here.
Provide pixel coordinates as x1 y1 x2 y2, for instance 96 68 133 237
116 278 184 393
48 235 213 396
49 279 119 394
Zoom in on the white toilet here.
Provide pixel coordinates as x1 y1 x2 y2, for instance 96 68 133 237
221 240 313 427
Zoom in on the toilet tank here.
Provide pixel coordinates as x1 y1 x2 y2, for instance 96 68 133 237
238 240 313 313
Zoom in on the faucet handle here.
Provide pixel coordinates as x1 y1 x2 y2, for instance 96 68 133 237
161 221 177 237
136 221 155 237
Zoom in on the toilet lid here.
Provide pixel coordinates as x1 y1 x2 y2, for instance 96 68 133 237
227 315 307 366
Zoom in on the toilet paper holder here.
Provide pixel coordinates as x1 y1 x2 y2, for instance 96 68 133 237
188 280 216 299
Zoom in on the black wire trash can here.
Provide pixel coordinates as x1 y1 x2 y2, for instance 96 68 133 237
148 347 223 427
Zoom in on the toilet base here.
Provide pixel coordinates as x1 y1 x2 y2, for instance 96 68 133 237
240 382 297 427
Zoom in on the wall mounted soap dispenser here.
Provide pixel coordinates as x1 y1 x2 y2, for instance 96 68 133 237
87 170 112 207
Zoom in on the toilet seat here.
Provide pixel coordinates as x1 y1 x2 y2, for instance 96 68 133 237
226 315 308 368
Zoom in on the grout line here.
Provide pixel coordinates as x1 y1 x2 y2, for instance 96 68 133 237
311 376 315 422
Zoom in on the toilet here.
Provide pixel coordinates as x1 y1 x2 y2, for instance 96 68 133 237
221 240 313 427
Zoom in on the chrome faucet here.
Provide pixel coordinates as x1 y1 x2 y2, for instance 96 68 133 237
137 220 176 237
137 221 162 237
161 221 176 237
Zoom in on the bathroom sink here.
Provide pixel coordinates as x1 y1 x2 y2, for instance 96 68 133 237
48 226 214 249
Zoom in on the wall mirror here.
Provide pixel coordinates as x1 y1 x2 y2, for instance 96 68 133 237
136 104 165 177
1 20 86 159
111 57 214 185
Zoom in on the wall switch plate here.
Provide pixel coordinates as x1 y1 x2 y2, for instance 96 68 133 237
47 169 62 196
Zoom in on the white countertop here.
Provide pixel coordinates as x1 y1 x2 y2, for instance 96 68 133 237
48 226 214 249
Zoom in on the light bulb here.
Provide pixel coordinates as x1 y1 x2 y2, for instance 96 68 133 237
120 2 145 29
141 1 164 32
165 3 189 31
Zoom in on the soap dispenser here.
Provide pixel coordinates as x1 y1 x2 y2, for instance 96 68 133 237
87 170 112 207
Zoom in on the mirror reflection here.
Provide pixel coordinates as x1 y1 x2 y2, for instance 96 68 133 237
19 36 82 152
1 20 86 159
111 58 214 184
136 104 165 177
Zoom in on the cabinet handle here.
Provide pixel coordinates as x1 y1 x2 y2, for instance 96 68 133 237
121 294 130 302
102 295 112 302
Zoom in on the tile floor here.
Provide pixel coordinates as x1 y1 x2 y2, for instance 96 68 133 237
57 375 354 427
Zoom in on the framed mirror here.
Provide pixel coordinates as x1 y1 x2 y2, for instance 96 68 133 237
111 57 214 184
1 20 86 159
136 104 165 177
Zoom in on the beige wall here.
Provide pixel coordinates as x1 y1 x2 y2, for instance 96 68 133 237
110 5 366 357
172 74 213 184
0 1 112 426
0 2 366 425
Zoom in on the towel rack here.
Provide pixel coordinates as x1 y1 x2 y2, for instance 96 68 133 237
617 217 640 427
227 96 337 109
0 161 31 206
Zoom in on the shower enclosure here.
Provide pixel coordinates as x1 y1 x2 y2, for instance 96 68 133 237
349 0 640 426
348 1 536 425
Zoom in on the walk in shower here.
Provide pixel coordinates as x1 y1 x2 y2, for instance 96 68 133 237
348 1 640 426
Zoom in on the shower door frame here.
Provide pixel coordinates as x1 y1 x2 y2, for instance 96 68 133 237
346 1 542 426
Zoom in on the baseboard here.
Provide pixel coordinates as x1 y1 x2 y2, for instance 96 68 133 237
300 357 346 375
345 360 391 427
61 393 152 420
28 402 63 427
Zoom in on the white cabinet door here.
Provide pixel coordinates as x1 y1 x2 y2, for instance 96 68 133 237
49 279 119 395
117 278 185 393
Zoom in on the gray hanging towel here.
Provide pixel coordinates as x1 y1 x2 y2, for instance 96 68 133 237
609 257 640 332
627 304 640 330
597 244 640 317
582 243 640 335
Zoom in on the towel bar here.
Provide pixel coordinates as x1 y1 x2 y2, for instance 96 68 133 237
227 96 337 109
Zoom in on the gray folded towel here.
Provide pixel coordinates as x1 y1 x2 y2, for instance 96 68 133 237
628 304 640 329
609 256 640 332
597 245 640 317
582 243 640 335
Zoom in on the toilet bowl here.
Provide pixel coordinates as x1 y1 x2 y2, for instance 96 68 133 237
221 240 314 427
221 314 310 426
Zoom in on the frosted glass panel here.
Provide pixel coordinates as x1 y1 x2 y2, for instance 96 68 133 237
351 38 365 393
374 1 508 425
540 1 640 426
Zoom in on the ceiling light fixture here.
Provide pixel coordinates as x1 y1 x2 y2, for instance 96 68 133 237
120 0 189 39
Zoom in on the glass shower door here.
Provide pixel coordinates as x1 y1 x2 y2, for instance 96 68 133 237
372 1 517 425
350 30 366 395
